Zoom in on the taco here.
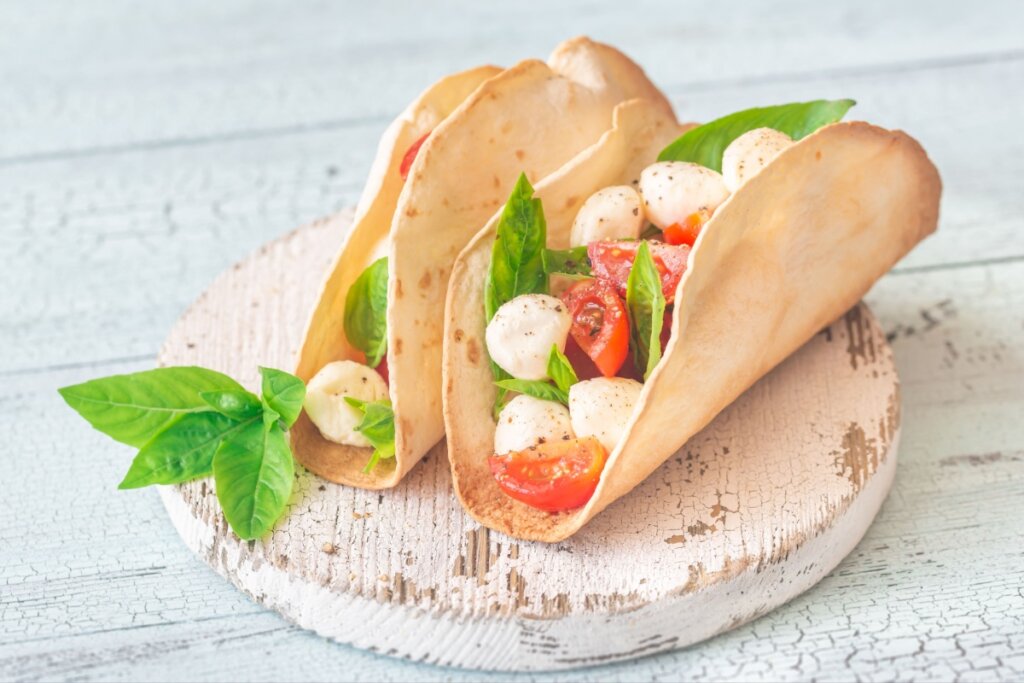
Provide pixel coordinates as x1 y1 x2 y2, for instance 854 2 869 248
291 38 673 489
442 97 941 541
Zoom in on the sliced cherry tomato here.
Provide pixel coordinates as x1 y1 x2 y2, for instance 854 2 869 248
562 279 629 378
588 240 691 304
399 132 430 181
488 437 607 513
663 209 711 247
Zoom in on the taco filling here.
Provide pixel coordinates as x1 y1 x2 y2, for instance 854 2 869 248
302 132 429 473
482 101 858 512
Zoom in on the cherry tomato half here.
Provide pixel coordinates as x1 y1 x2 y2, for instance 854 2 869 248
588 240 691 304
399 132 430 181
488 437 607 513
663 209 711 247
562 279 629 378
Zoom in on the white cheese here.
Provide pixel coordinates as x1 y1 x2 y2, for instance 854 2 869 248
304 360 388 448
568 377 643 453
721 127 793 192
485 293 571 381
638 161 729 230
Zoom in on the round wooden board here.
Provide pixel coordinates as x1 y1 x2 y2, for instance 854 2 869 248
158 211 900 672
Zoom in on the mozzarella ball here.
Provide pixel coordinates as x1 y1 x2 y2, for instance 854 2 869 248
570 185 645 247
304 360 388 447
639 161 729 230
485 294 571 381
568 377 643 453
721 127 793 192
494 394 575 455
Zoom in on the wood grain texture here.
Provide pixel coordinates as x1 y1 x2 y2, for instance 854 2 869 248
4 0 1024 680
152 215 899 670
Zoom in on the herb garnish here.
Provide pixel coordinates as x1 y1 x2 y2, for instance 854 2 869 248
60 365 306 540
344 398 396 473
626 242 666 380
658 99 856 171
493 345 579 407
344 257 389 368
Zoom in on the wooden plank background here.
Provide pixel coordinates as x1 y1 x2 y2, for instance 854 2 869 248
1 1 1021 680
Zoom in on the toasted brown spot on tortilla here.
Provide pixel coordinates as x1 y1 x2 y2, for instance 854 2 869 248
564 196 579 209
394 338 403 354
467 338 481 365
515 149 525 160
419 270 431 289
454 328 465 342
395 279 404 299
816 150 822 160
405 207 419 217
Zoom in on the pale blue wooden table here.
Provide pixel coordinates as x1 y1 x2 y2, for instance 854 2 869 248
2 1 1023 680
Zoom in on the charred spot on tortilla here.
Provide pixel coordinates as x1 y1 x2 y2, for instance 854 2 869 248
394 338 403 354
419 270 432 289
515 149 525 161
454 328 465 343
405 207 419 218
467 338 481 365
395 279 404 299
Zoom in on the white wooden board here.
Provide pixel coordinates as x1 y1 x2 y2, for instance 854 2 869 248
156 211 899 671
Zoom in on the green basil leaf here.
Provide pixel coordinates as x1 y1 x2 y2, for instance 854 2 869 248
344 257 389 368
199 390 262 421
494 379 568 406
626 242 666 380
343 398 396 473
491 363 511 420
258 367 305 428
213 420 294 540
119 412 256 489
484 173 548 321
544 247 591 278
547 345 578 396
59 367 245 447
657 99 856 171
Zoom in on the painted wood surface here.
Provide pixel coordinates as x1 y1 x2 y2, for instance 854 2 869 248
2 0 1022 680
155 216 899 670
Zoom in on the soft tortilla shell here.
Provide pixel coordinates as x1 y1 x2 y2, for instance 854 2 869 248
295 38 674 488
444 110 941 541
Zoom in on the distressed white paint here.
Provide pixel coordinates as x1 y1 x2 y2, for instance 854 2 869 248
153 217 899 670
3 0 1024 680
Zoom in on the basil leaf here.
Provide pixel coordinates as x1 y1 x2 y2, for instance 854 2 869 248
491 364 511 420
344 257 389 368
213 420 295 540
199 390 262 421
494 379 568 406
484 173 548 321
544 247 591 277
547 345 578 396
118 412 255 489
626 242 666 380
343 398 396 473
658 99 856 171
59 367 245 447
258 367 305 428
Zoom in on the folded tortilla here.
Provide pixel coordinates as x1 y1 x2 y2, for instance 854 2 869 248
292 38 674 489
443 99 941 541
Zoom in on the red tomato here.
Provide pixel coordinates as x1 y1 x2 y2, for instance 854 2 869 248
399 132 430 181
588 240 691 304
562 280 630 378
375 355 389 386
488 437 607 513
663 209 711 247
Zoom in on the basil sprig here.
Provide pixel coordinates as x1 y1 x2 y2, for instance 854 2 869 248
493 345 579 407
60 365 306 540
344 398 396 473
344 257 389 368
626 242 666 380
658 99 856 171
484 173 548 320
544 246 591 278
